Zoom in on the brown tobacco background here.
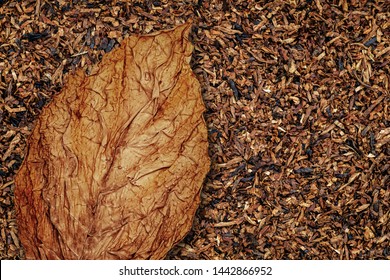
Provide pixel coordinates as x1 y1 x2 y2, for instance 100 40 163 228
0 0 389 259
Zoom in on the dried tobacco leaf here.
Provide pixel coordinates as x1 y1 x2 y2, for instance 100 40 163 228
14 23 210 260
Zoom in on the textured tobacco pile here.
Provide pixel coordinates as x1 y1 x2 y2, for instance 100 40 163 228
1 0 389 259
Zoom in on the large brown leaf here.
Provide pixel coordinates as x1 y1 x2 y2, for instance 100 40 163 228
14 23 210 259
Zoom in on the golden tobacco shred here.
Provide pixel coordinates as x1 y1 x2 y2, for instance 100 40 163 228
14 23 210 259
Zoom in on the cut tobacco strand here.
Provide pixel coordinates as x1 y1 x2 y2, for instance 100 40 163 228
214 217 244 228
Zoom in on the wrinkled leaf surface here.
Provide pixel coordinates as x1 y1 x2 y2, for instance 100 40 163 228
14 23 210 260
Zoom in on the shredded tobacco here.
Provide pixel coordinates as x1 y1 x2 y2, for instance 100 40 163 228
0 0 389 260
